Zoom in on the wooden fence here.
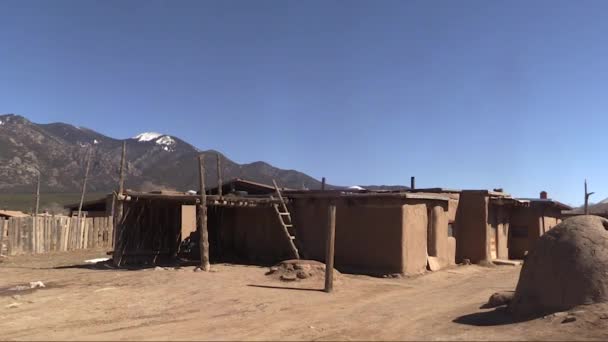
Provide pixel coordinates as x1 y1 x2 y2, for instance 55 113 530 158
0 216 113 256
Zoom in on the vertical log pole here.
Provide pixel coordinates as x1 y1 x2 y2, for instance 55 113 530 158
77 147 93 220
113 141 127 263
35 171 40 217
321 177 326 191
198 155 211 271
324 204 337 293
216 153 223 197
118 141 127 196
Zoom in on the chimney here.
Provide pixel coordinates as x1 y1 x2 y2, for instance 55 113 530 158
410 176 415 190
540 191 548 199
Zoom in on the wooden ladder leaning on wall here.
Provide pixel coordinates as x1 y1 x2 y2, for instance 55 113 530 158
271 180 300 259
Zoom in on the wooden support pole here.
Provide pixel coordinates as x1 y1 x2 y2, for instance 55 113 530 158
324 204 336 293
113 141 127 263
118 141 127 195
321 177 326 191
77 147 93 220
216 153 223 197
34 171 40 217
198 155 211 271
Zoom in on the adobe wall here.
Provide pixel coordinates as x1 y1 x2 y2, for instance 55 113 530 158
447 197 460 222
487 203 511 260
447 237 456 265
181 205 197 241
508 205 563 259
216 207 294 263
291 197 406 275
454 191 488 263
403 203 429 274
539 206 562 232
508 207 539 259
427 204 452 267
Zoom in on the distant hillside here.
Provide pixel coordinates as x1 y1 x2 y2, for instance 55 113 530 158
0 114 323 193
567 199 608 215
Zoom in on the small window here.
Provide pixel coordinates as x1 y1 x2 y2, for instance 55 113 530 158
448 223 455 237
511 225 528 238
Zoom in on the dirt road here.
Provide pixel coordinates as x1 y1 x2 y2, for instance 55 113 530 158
1 250 607 341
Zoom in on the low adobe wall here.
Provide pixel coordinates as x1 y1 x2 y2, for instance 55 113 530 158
291 197 407 275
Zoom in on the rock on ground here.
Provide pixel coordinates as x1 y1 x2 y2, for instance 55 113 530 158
266 259 340 282
481 291 515 309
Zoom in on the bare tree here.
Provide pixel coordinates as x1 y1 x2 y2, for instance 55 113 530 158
584 179 594 215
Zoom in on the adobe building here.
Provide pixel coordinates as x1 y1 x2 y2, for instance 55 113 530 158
112 188 455 276
287 191 454 275
508 192 571 259
65 195 114 217
452 189 570 263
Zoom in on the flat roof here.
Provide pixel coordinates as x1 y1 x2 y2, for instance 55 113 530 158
515 198 572 210
286 191 450 202
122 190 284 207
64 196 109 210
0 210 29 218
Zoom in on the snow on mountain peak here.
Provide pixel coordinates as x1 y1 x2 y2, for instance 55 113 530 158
133 132 163 142
132 132 176 151
156 135 175 146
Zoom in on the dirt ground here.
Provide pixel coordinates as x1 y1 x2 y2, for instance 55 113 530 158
1 250 608 341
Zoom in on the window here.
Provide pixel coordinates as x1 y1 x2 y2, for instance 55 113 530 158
448 223 455 237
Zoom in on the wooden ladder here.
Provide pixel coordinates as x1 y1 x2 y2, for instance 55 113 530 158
272 180 300 259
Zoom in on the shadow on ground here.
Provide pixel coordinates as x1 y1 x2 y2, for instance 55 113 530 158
247 284 325 293
453 307 525 326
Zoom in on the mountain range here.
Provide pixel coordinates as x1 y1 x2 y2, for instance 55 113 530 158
0 114 329 193
0 114 411 196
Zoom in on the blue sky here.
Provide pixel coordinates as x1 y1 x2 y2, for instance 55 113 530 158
1 0 607 205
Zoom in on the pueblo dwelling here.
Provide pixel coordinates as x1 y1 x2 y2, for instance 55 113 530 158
110 179 457 276
287 190 454 275
95 178 569 275
448 189 570 263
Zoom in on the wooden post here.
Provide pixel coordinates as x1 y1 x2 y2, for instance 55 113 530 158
113 141 127 266
114 141 127 227
198 155 211 271
410 176 415 190
324 204 336 293
216 153 223 197
584 179 594 215
321 177 326 191
34 171 40 217
77 147 93 221
119 141 126 195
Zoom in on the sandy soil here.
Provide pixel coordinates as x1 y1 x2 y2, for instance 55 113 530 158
1 250 608 341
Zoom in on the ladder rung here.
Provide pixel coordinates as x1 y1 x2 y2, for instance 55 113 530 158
283 224 293 228
279 212 290 216
289 236 295 240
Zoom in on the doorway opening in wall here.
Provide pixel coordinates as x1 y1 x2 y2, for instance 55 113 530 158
510 225 528 238
448 222 455 237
